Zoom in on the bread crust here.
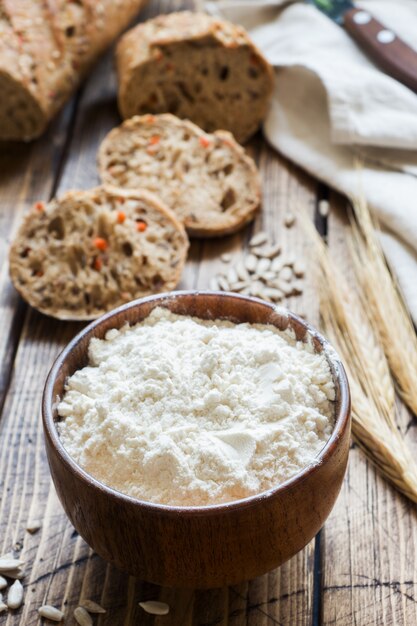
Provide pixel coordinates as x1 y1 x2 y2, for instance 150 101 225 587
0 0 147 141
116 11 274 144
98 113 261 238
9 186 189 320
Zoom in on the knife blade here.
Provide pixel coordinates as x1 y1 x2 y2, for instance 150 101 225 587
308 0 417 93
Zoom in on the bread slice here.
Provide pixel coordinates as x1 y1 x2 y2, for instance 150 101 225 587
9 186 189 320
0 0 147 141
98 114 261 237
116 11 274 144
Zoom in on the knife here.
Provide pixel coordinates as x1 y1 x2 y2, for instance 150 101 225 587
308 0 417 93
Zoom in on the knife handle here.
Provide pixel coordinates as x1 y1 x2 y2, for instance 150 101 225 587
344 7 417 94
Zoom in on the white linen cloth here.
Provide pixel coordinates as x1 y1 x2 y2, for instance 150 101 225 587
206 0 417 322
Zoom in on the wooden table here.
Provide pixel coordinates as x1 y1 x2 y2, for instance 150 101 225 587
1 1 416 624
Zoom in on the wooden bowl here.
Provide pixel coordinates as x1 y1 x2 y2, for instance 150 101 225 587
42 291 351 589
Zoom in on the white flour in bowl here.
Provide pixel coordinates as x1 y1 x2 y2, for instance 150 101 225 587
57 307 335 506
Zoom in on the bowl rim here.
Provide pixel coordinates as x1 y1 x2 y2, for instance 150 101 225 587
42 290 351 516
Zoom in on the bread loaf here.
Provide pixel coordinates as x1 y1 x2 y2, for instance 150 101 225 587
0 0 147 141
9 186 188 320
98 114 261 237
116 11 274 144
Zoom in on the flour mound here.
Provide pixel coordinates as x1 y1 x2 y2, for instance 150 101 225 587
58 307 335 506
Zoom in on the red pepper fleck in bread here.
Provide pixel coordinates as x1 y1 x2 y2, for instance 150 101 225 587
116 11 274 143
0 0 147 141
98 113 261 238
9 186 189 320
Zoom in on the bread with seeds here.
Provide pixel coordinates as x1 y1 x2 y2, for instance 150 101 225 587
0 0 147 141
98 113 261 237
9 186 188 320
116 11 274 144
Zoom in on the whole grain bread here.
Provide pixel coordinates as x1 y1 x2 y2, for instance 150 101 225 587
9 186 189 320
0 0 147 141
116 11 274 144
98 113 261 237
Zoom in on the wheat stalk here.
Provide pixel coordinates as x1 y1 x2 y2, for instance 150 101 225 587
300 214 417 503
349 196 417 417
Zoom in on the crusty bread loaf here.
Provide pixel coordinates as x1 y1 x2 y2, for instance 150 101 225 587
0 0 147 141
9 186 188 320
116 11 274 144
98 114 261 237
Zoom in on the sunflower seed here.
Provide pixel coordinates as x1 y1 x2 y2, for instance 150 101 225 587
26 523 41 534
7 579 23 609
217 276 229 291
279 266 293 282
226 267 239 284
249 231 268 247
291 280 304 296
81 599 106 614
229 281 249 292
273 280 294 296
260 271 277 283
0 559 23 571
244 254 257 273
249 281 265 298
0 592 2 602
235 261 249 281
252 243 281 259
256 258 271 274
139 600 170 616
271 257 284 273
209 277 219 291
284 213 296 228
38 605 64 621
263 288 284 302
220 253 232 263
0 602 7 614
0 577 7 590
293 261 306 277
74 606 93 626
0 570 24 580
318 199 330 217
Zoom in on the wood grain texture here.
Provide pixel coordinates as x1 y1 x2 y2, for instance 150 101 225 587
0 0 415 623
321 192 417 626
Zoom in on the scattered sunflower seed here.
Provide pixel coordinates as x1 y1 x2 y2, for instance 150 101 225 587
291 280 304 296
220 253 232 263
279 266 293 282
318 199 330 217
0 577 7 590
217 276 229 291
244 254 258 273
256 258 271 274
38 605 64 621
229 280 249 292
249 231 268 247
81 599 106 614
7 579 24 609
0 602 7 614
293 261 306 278
226 267 239 284
74 606 93 626
26 523 41 534
284 213 296 228
0 559 23 573
263 288 284 302
0 570 24 580
260 270 277 282
271 257 284 273
139 601 170 616
235 261 249 281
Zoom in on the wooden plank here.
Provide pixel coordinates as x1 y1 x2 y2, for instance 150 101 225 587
321 193 417 626
0 102 77 413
